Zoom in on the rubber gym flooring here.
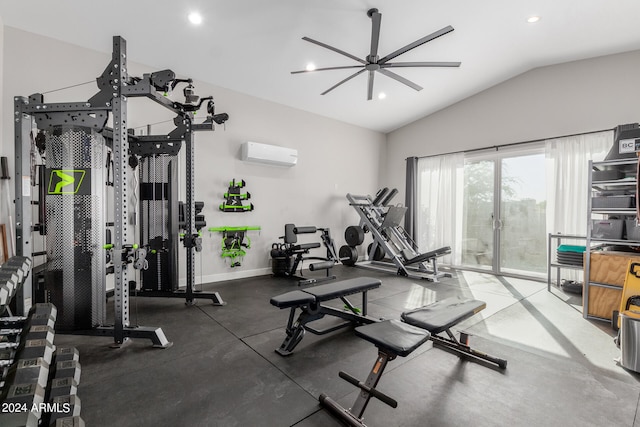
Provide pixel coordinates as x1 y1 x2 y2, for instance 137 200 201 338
53 265 640 426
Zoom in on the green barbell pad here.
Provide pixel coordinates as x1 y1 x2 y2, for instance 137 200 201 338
209 226 261 232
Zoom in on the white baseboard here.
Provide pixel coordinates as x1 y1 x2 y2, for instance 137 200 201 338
179 267 273 286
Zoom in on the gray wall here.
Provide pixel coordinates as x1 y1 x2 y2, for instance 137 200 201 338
385 49 640 201
0 27 386 282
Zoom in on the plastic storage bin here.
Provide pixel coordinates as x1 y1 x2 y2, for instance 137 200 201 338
591 219 624 239
626 220 640 241
592 196 635 209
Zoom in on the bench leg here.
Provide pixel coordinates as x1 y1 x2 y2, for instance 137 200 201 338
431 329 507 369
275 307 323 356
319 350 398 426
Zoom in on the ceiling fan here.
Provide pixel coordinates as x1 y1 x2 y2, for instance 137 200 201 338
292 8 461 100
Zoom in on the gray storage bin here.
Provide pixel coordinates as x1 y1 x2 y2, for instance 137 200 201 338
592 196 635 209
592 169 624 181
626 220 640 241
591 219 624 239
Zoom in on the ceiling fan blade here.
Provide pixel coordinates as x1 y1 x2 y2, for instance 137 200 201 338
381 61 461 68
369 10 382 59
367 70 375 100
378 25 455 64
378 68 423 91
291 65 365 74
321 69 366 95
302 36 366 64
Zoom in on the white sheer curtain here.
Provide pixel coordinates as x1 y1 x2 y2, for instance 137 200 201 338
414 130 612 271
416 152 464 265
545 130 613 236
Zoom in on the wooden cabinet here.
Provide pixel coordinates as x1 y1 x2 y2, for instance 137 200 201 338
584 251 640 319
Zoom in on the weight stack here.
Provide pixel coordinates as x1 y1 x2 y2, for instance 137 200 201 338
139 155 179 292
44 126 106 331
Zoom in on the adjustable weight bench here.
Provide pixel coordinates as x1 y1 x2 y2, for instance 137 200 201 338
320 296 507 426
402 297 507 369
270 277 381 356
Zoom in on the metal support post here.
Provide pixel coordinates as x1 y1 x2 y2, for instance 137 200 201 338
13 96 33 315
110 37 129 345
185 125 195 304
183 124 224 306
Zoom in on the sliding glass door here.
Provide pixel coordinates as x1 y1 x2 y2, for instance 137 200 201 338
461 159 494 270
461 148 546 276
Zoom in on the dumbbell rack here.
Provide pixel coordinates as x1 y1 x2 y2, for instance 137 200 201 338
344 190 451 282
0 256 85 426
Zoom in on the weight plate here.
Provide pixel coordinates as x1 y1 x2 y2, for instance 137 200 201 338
339 245 358 266
344 226 365 246
367 243 385 261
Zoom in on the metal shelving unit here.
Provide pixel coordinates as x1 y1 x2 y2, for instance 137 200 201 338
584 158 640 321
547 233 585 292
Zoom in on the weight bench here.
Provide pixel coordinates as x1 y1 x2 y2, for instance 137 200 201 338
402 297 507 369
319 297 507 426
404 246 451 266
270 277 381 356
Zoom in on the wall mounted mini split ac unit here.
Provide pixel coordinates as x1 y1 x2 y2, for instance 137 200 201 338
241 141 298 167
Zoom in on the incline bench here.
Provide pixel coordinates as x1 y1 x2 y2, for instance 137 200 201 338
319 296 508 427
270 277 381 356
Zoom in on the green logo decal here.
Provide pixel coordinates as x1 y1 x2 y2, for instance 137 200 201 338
48 169 86 194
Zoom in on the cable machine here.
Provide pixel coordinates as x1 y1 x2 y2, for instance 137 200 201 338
14 36 228 347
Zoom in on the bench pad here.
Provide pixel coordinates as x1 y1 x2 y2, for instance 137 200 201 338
402 297 485 334
270 277 381 309
355 320 430 357
304 277 381 301
405 246 451 266
270 290 316 308
292 243 321 251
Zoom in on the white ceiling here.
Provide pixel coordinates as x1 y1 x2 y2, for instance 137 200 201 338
1 0 639 133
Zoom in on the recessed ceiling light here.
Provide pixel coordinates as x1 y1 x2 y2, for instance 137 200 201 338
527 16 541 23
378 92 386 100
305 63 316 71
188 12 203 25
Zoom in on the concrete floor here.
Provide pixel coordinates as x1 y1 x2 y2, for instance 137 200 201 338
54 265 640 427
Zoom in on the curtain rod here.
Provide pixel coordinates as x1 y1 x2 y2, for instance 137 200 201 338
410 127 614 160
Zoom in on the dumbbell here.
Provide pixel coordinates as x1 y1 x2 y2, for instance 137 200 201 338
0 303 57 329
0 327 57 389
0 305 57 365
0 271 19 303
3 357 51 391
1 256 32 277
0 305 57 386
47 394 82 426
0 381 46 426
0 264 27 286
52 415 85 426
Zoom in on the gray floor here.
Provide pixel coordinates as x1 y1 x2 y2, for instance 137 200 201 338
53 265 640 427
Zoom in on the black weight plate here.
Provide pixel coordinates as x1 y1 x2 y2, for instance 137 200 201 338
367 243 385 261
345 226 365 246
339 245 358 266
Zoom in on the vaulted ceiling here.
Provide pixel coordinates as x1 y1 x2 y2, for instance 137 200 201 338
1 0 639 133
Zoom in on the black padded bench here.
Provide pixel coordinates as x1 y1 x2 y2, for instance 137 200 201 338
402 296 507 369
404 246 451 266
270 277 381 356
319 296 507 426
320 320 430 427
